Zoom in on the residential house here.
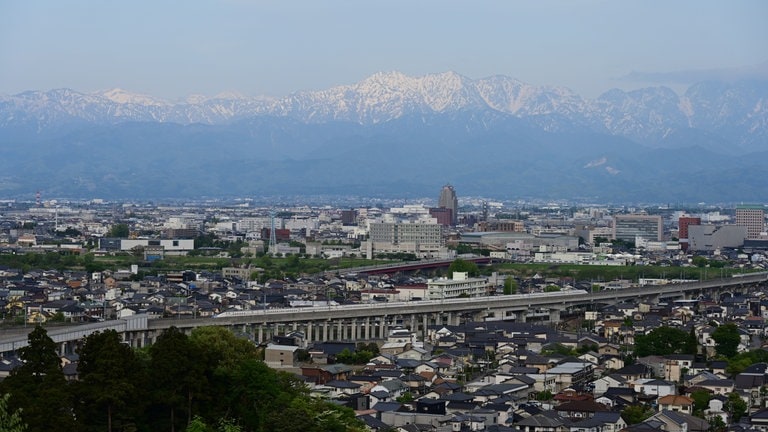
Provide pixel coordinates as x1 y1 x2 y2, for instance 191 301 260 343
750 407 768 431
568 411 626 432
555 400 610 420
323 380 362 398
370 378 409 400
615 363 653 384
591 374 628 397
301 364 353 385
545 362 594 392
516 411 569 432
650 410 708 432
696 379 735 396
633 379 676 399
735 362 768 406
657 395 693 414
264 344 299 368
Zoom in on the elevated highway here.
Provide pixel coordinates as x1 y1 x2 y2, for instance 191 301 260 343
1 272 765 355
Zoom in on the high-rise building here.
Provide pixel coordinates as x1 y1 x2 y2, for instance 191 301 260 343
438 184 458 226
613 214 663 242
735 205 765 240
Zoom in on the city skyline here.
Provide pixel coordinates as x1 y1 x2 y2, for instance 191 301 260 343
1 1 766 99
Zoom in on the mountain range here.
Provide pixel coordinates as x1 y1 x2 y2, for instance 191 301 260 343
1 71 767 203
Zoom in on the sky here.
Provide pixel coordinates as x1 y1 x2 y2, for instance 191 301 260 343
1 0 766 100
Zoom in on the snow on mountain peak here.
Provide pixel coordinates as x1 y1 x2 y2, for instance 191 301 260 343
2 71 765 151
99 88 167 106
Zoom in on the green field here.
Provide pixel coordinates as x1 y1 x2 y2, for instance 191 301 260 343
492 263 745 282
0 250 752 283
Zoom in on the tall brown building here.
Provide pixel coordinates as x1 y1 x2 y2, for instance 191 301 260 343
429 207 453 227
678 217 701 240
438 184 458 226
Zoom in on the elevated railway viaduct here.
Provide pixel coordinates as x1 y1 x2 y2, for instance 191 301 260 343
1 272 765 356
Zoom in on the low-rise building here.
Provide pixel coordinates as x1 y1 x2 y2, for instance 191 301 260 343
426 272 490 300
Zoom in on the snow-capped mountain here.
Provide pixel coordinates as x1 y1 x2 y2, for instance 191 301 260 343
2 71 766 150
1 71 767 201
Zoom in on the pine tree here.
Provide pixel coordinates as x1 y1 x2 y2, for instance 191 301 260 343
76 330 141 432
148 327 204 432
0 326 75 432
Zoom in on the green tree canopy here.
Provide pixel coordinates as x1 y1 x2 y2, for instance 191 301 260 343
448 259 479 277
109 223 130 238
148 327 205 432
76 329 142 432
0 393 27 432
0 326 75 432
333 343 379 365
712 323 741 358
621 404 654 425
634 326 697 357
726 392 747 422
0 325 366 432
690 389 711 416
503 276 517 295
189 326 259 371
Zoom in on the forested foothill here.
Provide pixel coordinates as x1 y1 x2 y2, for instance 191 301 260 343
0 325 365 432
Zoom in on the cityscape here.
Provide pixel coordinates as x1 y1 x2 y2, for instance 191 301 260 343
0 184 767 431
1 1 767 431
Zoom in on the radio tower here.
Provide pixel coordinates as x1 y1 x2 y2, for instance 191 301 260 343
268 211 277 255
35 190 41 207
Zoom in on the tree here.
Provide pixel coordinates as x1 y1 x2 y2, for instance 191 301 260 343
185 416 209 432
76 330 141 432
0 326 75 432
109 223 130 238
726 392 747 422
396 392 413 403
148 327 205 432
0 393 27 432
542 343 576 356
186 416 242 432
692 256 709 268
503 276 517 295
226 359 299 431
544 284 561 292
634 326 697 357
708 414 726 432
621 404 654 424
712 323 741 358
686 326 698 356
448 259 479 277
690 389 711 416
189 326 259 371
334 343 378 365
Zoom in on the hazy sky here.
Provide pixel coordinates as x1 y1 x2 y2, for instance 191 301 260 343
1 0 766 100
